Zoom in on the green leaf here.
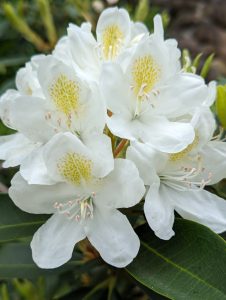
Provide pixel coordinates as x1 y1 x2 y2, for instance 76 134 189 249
127 219 226 300
0 193 48 242
134 0 149 22
0 241 82 280
0 56 28 67
216 85 226 129
192 53 203 70
200 53 214 78
0 120 16 135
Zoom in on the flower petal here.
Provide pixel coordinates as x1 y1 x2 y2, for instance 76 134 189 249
201 141 226 185
86 208 139 267
96 158 145 209
130 21 148 40
144 179 175 240
9 172 77 214
100 63 133 117
127 141 168 184
20 146 56 185
107 114 136 140
96 7 131 60
77 82 107 136
38 56 105 135
0 89 20 129
0 133 36 168
43 132 113 184
154 73 209 117
15 62 41 96
141 115 195 153
153 14 164 39
67 22 99 78
82 132 114 177
169 188 226 233
9 95 54 142
31 214 85 268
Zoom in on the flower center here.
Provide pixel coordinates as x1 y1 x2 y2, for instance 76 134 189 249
58 152 93 185
161 154 212 191
49 74 80 118
54 194 95 222
169 134 199 162
132 55 161 100
102 25 124 60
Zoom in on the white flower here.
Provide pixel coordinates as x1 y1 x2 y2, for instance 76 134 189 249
100 15 213 153
127 108 226 240
54 7 148 81
9 132 145 268
0 55 106 184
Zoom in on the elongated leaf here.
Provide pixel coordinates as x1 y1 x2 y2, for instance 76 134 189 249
0 56 28 67
192 53 203 69
134 0 149 22
127 219 226 300
216 85 226 129
0 193 48 242
0 242 82 279
200 53 214 78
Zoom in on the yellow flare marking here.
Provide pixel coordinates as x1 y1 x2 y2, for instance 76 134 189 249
26 86 32 95
169 134 199 162
102 25 124 60
58 153 92 185
50 74 80 116
132 55 161 99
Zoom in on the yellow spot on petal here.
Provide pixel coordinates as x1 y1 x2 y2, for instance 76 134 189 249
132 55 161 99
26 86 33 95
102 25 124 60
50 74 80 117
58 153 92 185
169 134 199 162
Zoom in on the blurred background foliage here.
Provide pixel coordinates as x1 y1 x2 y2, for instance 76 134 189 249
0 0 226 299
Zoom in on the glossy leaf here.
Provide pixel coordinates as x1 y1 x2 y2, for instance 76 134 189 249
127 219 226 300
0 241 83 280
0 193 48 242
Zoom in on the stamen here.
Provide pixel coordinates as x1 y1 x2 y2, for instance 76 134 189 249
161 154 212 191
53 193 95 222
132 55 161 100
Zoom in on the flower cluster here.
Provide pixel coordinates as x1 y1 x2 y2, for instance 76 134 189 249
0 7 226 269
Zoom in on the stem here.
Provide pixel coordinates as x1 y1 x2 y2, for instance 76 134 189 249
105 126 116 153
82 278 110 300
107 276 116 300
37 0 57 47
2 3 50 51
114 139 128 158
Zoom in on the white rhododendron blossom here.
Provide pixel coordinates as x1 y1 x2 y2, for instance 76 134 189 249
54 7 148 81
0 55 106 184
9 133 145 268
100 15 214 152
0 7 226 269
127 108 226 240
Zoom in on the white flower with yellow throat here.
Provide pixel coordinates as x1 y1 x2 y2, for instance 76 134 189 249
127 108 226 240
9 132 145 269
100 14 214 153
0 55 106 184
53 7 148 81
